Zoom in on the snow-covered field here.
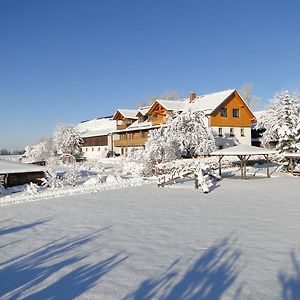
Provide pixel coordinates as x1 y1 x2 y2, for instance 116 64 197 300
1 171 300 299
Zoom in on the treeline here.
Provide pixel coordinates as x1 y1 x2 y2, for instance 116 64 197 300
0 149 25 155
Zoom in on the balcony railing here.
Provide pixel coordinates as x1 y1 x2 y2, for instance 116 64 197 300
114 138 148 147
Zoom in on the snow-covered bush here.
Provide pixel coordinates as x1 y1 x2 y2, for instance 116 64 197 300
26 182 39 195
256 90 300 153
42 170 63 189
0 175 5 196
63 167 79 186
52 125 83 155
47 156 63 167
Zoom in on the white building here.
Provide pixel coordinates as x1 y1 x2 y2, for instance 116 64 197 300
76 117 116 160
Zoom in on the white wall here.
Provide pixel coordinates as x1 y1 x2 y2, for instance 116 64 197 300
210 126 251 149
82 145 109 160
81 134 113 161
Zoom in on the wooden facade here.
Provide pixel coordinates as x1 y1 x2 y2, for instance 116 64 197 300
210 91 255 127
147 102 168 126
114 130 149 148
113 111 137 130
1 171 45 188
83 135 108 147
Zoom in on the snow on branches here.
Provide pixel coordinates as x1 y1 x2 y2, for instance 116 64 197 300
144 110 216 169
52 125 83 155
23 140 52 163
256 90 300 153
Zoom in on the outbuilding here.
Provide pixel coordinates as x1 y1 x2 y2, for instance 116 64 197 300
0 160 46 187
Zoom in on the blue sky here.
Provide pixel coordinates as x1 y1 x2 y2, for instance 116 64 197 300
1 0 299 149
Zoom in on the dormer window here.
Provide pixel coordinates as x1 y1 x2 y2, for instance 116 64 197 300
220 108 227 117
232 109 240 118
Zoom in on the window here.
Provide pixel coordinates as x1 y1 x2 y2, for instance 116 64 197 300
98 147 100 151
218 128 223 136
230 128 234 137
86 148 88 152
218 145 224 150
232 109 240 118
241 128 245 137
92 147 94 151
220 108 227 117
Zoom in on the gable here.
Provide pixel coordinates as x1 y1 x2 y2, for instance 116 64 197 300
113 110 124 120
147 101 167 115
210 91 256 127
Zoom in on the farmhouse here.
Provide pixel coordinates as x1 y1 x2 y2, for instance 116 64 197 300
76 117 116 160
112 89 256 154
0 160 46 187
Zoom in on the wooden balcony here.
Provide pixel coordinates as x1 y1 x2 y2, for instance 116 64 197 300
117 124 129 130
114 137 148 147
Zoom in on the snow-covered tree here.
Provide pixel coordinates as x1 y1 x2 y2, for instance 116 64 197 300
168 110 216 157
23 140 52 162
144 110 216 170
52 125 83 155
256 90 300 153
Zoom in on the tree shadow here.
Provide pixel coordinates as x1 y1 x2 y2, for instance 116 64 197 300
279 250 300 300
0 226 128 299
0 219 50 237
124 235 241 300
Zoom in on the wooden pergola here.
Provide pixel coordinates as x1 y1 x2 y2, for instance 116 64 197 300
211 144 276 179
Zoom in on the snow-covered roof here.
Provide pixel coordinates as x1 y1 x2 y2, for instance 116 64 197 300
146 89 238 116
113 120 164 133
187 89 236 114
211 144 276 156
115 109 138 119
0 160 46 174
76 118 116 138
137 106 151 116
155 99 186 112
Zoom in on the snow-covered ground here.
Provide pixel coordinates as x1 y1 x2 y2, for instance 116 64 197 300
1 171 300 299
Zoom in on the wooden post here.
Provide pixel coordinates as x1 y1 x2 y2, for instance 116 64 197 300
238 156 244 179
266 154 270 178
244 155 251 180
194 173 199 189
218 156 223 177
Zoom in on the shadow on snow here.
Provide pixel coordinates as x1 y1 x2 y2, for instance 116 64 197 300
124 235 241 300
0 219 50 237
279 250 300 300
0 226 128 299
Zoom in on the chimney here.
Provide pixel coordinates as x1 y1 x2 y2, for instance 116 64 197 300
189 91 196 103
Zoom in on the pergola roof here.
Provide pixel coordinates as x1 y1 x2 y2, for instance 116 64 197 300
283 152 300 158
211 144 276 156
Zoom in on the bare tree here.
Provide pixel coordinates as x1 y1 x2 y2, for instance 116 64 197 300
239 83 260 109
137 90 182 108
